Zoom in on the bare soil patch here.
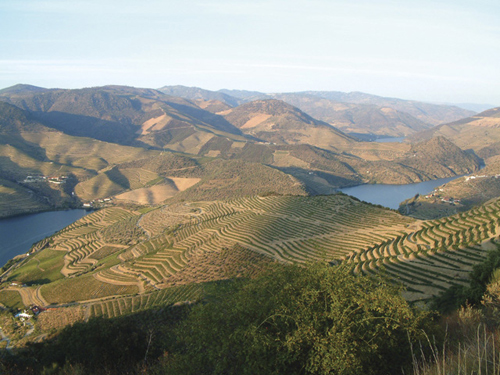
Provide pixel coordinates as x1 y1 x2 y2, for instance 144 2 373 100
241 114 272 129
115 184 179 205
168 177 201 191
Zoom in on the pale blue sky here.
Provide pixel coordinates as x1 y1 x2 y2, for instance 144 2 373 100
1 0 499 104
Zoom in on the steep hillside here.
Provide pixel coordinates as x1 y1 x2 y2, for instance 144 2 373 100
220 99 355 151
270 93 432 137
0 83 50 95
395 136 481 178
400 153 500 219
4 192 500 334
158 85 242 107
0 85 246 152
194 99 233 113
0 102 173 216
302 90 475 125
408 107 500 156
113 154 308 203
0 101 49 133
193 136 480 191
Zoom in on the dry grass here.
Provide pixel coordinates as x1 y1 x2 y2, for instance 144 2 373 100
40 275 138 304
240 114 272 129
168 177 201 191
37 306 85 331
115 184 179 205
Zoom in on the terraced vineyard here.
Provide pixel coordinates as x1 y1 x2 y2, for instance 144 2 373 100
4 193 500 329
344 198 500 302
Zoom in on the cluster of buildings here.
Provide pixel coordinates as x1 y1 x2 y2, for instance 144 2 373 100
22 175 68 184
82 198 113 208
465 174 489 181
14 305 44 321
423 189 461 205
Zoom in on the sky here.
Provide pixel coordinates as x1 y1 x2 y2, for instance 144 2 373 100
1 0 499 105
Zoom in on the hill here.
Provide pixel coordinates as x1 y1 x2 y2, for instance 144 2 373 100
81 154 308 204
3 191 500 336
269 93 433 137
161 86 473 137
0 85 248 152
395 136 481 177
157 85 242 107
0 86 483 218
400 154 500 219
408 107 500 158
217 88 475 126
302 90 476 125
220 99 355 151
0 83 50 95
217 88 268 100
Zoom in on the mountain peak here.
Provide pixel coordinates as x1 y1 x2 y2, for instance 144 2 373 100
0 84 49 95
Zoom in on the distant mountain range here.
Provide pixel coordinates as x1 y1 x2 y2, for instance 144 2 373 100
407 107 500 159
158 85 477 138
0 83 484 217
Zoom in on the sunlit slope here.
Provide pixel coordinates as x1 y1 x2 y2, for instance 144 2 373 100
345 197 500 301
1 195 410 310
4 194 500 320
196 136 481 190
220 99 355 151
0 85 248 153
269 93 433 137
408 107 500 155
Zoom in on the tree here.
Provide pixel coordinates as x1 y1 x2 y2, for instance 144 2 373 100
161 263 433 375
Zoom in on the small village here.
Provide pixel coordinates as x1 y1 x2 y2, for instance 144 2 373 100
423 174 500 205
423 188 462 205
82 197 113 208
21 175 68 185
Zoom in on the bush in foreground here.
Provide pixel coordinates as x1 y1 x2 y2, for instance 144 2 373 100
158 263 435 375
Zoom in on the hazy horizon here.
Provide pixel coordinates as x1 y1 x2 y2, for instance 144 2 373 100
1 0 499 105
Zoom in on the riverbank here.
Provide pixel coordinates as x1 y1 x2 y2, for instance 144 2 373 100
339 174 466 210
0 209 90 268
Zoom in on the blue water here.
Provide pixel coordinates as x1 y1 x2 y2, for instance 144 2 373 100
374 137 405 143
0 209 89 268
339 175 463 210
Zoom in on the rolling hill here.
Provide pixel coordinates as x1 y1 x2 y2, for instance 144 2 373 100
3 191 500 336
301 90 476 125
160 86 475 137
157 85 242 107
268 93 433 137
0 85 248 153
0 84 484 219
407 107 500 158
219 99 355 151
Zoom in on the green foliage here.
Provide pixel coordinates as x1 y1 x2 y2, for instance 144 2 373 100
1 307 190 375
0 258 18 273
432 245 500 313
7 249 65 285
0 290 24 310
100 216 146 245
161 263 433 375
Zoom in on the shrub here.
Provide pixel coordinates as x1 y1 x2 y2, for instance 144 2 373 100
160 263 434 375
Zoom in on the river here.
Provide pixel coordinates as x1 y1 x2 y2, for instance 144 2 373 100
0 209 89 268
339 175 464 210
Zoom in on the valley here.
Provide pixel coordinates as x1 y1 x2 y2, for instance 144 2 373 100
2 191 500 336
0 83 499 371
0 85 483 220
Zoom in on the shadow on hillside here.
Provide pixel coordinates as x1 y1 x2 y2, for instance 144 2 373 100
164 101 243 136
33 111 137 145
104 167 130 190
275 166 362 194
